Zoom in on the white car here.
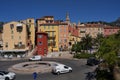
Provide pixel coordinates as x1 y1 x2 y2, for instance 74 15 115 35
29 55 42 61
0 71 16 80
52 63 72 75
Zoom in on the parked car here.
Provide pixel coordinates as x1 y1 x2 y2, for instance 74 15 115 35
0 71 16 80
52 63 72 75
29 55 42 61
87 57 100 66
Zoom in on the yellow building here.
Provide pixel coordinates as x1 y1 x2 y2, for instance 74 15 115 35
3 21 28 51
20 18 35 50
36 16 59 52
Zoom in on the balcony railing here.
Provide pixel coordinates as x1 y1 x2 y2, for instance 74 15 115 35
14 44 25 49
48 35 56 40
48 41 56 47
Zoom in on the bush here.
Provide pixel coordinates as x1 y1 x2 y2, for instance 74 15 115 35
96 69 114 80
73 53 95 59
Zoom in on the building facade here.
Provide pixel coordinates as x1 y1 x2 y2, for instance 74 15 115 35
59 23 69 51
3 21 28 51
36 32 48 55
19 18 35 50
104 26 120 37
36 16 59 52
78 23 104 39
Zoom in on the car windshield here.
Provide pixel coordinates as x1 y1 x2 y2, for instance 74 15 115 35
0 71 9 74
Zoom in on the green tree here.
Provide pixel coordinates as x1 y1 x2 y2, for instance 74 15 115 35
97 33 120 71
81 34 93 50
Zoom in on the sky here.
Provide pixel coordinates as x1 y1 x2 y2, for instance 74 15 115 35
0 0 120 23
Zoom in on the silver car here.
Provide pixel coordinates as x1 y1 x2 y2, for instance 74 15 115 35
0 71 16 80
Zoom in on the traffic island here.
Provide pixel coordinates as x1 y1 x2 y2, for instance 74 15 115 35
8 61 58 74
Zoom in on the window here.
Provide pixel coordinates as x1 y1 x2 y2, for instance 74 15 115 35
80 31 85 33
64 29 66 32
17 26 23 32
44 26 46 29
64 39 67 42
19 36 21 39
109 30 111 32
10 24 14 29
19 42 22 47
52 32 54 36
11 36 14 39
38 35 42 38
64 34 66 37
11 30 13 34
5 42 8 47
64 66 68 69
98 28 100 31
29 20 31 22
29 25 31 28
48 26 50 29
38 42 42 45
48 32 50 37
52 26 54 29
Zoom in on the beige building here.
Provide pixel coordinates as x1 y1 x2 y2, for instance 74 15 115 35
78 23 104 39
3 21 28 51
0 30 3 50
20 18 35 49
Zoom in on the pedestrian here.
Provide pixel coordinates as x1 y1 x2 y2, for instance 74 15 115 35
33 72 37 80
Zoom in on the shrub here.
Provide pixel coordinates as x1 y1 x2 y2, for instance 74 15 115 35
73 53 95 59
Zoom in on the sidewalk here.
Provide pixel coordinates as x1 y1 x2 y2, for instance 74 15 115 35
46 51 73 59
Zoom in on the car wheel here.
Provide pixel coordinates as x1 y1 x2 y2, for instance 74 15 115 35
69 70 72 72
57 72 60 75
5 77 10 80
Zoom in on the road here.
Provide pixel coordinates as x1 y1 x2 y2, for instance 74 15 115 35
0 58 97 80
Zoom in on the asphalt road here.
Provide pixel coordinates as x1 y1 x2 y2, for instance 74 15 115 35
0 58 97 80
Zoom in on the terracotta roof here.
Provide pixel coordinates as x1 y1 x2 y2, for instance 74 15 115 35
43 16 54 18
104 26 120 29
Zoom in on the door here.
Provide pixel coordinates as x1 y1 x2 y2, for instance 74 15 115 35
63 66 69 73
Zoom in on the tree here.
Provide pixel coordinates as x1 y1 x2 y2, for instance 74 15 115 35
81 34 93 51
96 33 120 72
71 42 81 53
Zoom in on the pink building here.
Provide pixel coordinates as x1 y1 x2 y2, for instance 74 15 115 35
104 26 120 37
59 23 69 51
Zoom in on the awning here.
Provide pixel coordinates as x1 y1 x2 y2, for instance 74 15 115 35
0 50 28 53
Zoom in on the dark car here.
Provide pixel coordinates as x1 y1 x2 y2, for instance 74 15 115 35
87 57 100 66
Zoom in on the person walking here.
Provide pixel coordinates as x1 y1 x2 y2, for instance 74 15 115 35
33 72 37 80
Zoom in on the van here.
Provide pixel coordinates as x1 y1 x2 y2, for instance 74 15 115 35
52 64 72 75
29 55 42 61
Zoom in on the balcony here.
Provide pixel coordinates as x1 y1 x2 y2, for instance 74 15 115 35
14 44 25 49
48 35 56 40
48 41 56 47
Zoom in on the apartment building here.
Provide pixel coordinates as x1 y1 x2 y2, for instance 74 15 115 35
20 18 35 50
36 16 59 52
3 21 28 52
78 23 104 39
68 23 80 50
0 30 3 50
59 22 69 51
104 26 120 37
